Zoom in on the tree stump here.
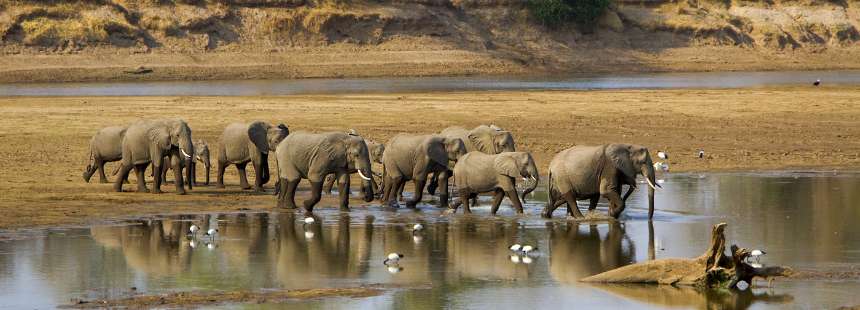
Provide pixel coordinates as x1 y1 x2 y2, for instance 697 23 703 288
581 222 793 289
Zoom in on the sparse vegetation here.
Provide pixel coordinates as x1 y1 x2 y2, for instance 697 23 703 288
528 0 610 28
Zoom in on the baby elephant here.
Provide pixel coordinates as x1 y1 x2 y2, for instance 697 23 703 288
152 140 211 185
451 151 539 215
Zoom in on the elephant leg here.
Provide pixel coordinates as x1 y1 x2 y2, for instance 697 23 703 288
161 163 169 183
277 178 299 209
427 171 439 195
588 196 600 211
604 190 626 219
216 161 227 189
323 174 336 195
459 190 472 214
505 190 525 215
237 162 251 190
113 164 133 192
406 178 427 208
490 189 505 215
134 164 149 193
337 173 351 211
438 170 450 208
302 181 323 214
252 159 265 192
172 156 186 195
151 164 163 194
397 180 406 202
97 160 108 183
563 191 585 218
386 176 404 207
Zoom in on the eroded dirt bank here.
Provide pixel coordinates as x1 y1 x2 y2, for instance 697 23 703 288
2 0 860 82
0 87 858 230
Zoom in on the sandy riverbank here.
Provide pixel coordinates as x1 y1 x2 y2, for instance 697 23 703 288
1 87 858 229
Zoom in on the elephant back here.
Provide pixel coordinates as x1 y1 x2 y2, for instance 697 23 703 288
221 122 254 163
453 152 496 190
549 145 606 197
92 125 126 161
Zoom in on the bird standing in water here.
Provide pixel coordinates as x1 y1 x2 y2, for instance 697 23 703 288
384 253 404 265
412 223 424 234
188 224 200 236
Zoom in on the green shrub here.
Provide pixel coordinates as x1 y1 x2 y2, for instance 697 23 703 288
528 0 611 28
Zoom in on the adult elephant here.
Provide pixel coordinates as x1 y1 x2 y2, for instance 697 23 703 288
83 126 127 183
154 140 211 186
217 121 289 191
323 137 384 196
113 119 194 194
275 131 375 213
428 124 517 196
542 144 660 219
450 151 539 215
381 134 466 208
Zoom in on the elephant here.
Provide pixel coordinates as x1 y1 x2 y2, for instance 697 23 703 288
83 126 127 183
275 131 375 213
429 124 517 197
542 144 660 219
217 121 289 191
449 151 539 215
113 118 195 194
381 134 466 208
323 135 384 196
153 140 211 186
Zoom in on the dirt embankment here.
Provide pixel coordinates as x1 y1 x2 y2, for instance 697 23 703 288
1 0 860 83
0 86 858 230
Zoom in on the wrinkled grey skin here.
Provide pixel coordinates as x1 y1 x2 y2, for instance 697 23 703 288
83 126 127 183
113 119 195 195
381 134 466 208
450 151 539 215
324 138 384 196
428 124 517 199
275 131 375 214
154 140 210 186
542 144 659 219
217 121 289 192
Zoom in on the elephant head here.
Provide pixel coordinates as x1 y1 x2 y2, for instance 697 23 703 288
606 144 660 218
468 125 516 154
194 140 211 185
344 136 375 202
248 122 289 184
494 152 540 202
169 119 195 190
443 137 467 168
368 141 385 165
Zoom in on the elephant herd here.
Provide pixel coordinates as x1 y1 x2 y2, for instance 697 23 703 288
83 119 661 219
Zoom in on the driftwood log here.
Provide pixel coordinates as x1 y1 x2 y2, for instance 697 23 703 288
582 223 793 289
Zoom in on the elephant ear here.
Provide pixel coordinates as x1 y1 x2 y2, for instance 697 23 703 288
494 153 520 178
247 121 271 154
467 130 494 153
606 144 635 180
427 138 450 168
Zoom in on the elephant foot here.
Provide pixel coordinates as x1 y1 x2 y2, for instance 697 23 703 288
253 186 265 193
240 184 252 190
541 210 552 218
150 188 162 194
176 190 187 195
99 179 109 184
215 184 226 189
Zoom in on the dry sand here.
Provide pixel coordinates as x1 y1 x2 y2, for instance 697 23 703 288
1 87 858 229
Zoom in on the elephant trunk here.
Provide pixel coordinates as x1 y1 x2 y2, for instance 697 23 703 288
520 164 540 202
260 152 270 184
204 163 211 185
179 135 194 191
357 157 374 202
643 163 658 219
185 158 193 190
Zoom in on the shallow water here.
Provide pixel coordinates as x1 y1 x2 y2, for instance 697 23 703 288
1 172 859 309
1 70 860 96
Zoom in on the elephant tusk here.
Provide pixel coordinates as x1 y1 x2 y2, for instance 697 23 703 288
180 148 192 159
645 177 661 190
357 169 372 181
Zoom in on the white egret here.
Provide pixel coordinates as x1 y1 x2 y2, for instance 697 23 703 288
204 228 218 240
189 224 200 235
521 245 536 254
304 217 316 225
412 223 424 233
750 249 766 263
657 151 668 160
509 244 522 252
384 253 404 265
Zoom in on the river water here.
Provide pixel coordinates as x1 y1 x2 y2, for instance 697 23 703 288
2 70 860 96
1 172 858 309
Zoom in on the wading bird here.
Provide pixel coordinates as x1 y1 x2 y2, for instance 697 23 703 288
509 244 522 252
521 245 536 255
303 217 315 227
657 151 668 160
188 224 200 235
412 223 424 233
384 253 404 265
750 249 766 263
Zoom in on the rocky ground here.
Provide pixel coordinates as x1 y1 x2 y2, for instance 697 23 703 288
2 0 860 82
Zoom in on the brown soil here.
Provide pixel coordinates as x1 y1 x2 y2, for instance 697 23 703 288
2 0 860 83
0 86 859 230
62 286 383 308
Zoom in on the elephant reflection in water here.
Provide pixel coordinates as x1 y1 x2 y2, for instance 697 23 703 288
271 213 374 289
443 218 531 280
90 218 198 276
548 222 638 283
